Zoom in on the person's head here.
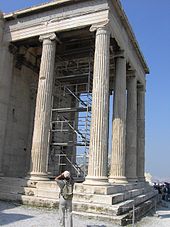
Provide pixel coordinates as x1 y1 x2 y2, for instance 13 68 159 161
63 171 70 179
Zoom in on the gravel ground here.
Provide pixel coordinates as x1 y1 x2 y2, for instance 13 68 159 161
0 200 170 227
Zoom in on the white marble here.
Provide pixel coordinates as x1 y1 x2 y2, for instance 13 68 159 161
125 75 137 182
137 86 145 182
109 54 127 184
28 33 56 181
84 24 110 185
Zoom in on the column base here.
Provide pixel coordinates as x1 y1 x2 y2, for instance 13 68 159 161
26 172 49 181
0 172 4 177
109 176 128 184
127 177 138 183
83 176 110 186
138 177 146 182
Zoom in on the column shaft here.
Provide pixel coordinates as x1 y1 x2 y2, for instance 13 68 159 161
137 86 145 181
125 76 137 182
84 26 110 185
109 55 127 183
28 33 56 180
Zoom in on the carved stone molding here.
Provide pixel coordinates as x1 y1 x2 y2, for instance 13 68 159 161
90 20 110 33
39 32 56 42
114 50 125 59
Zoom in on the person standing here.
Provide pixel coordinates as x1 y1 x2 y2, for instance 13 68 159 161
55 171 74 227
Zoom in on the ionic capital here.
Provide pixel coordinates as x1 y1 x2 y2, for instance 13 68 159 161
39 33 57 43
90 20 110 34
137 83 146 92
114 50 125 59
127 70 136 78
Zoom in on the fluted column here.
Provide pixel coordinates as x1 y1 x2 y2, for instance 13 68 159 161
125 75 138 182
84 24 110 185
137 85 145 182
25 76 38 174
109 53 128 184
27 33 56 180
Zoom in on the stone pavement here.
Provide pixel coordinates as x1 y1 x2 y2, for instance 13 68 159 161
136 200 170 227
0 201 116 227
1 200 170 227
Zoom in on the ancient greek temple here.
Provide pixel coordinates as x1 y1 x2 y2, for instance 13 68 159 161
0 0 157 225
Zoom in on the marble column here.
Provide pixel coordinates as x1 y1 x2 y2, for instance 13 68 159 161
27 33 56 180
25 76 38 175
125 75 138 182
109 53 128 184
84 24 110 185
137 85 145 182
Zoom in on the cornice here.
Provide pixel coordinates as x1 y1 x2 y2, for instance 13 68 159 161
3 0 80 20
111 0 149 74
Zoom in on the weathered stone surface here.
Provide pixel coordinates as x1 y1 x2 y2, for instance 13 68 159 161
137 86 145 181
84 24 110 185
126 75 137 182
109 55 127 184
0 178 157 226
28 33 56 180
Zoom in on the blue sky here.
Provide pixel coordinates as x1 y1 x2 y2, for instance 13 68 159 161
121 0 170 179
1 1 170 179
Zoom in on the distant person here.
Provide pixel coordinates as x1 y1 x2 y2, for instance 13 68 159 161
55 171 74 227
161 184 168 201
153 182 157 190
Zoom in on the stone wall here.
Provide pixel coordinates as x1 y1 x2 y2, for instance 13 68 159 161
3 64 38 177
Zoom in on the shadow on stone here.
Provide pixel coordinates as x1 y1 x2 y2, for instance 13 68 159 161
0 212 34 225
0 201 33 225
159 213 170 219
0 200 21 212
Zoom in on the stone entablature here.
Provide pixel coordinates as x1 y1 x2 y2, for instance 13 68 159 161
2 0 148 84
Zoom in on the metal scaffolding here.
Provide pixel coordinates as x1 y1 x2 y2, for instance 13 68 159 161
48 56 93 178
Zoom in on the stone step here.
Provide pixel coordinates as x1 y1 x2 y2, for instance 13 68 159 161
73 187 151 205
73 190 157 216
0 191 59 208
120 197 156 226
0 177 27 187
35 188 59 198
20 195 58 208
21 187 38 196
0 191 23 202
115 190 158 215
36 181 59 190
0 183 25 194
73 196 156 226
74 182 150 195
0 177 38 188
72 210 125 226
73 200 118 216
